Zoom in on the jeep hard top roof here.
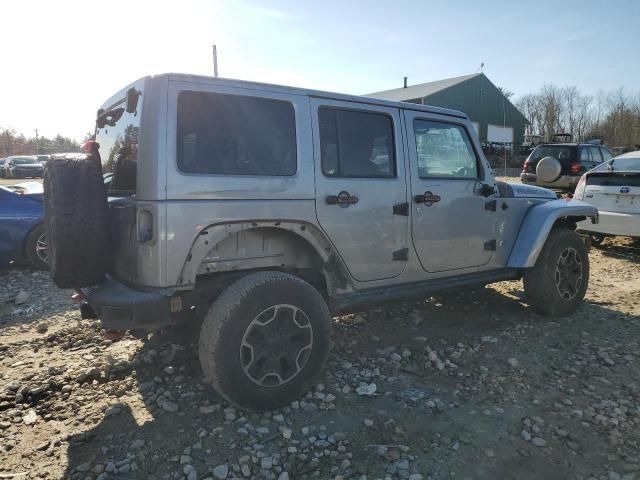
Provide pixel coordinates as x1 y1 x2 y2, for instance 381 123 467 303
106 73 469 121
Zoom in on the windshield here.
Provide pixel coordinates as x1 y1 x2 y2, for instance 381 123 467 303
594 157 640 172
12 157 38 165
530 146 573 162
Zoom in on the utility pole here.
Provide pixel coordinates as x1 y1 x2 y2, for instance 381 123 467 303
212 44 219 78
34 129 39 154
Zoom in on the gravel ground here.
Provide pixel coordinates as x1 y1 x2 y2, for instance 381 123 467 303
0 237 639 480
0 178 43 186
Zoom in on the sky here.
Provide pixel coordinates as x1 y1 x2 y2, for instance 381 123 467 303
0 0 638 141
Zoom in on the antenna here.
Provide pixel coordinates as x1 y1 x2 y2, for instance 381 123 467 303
478 62 484 73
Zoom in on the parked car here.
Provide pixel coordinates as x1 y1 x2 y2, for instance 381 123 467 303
44 74 597 411
575 151 640 244
520 142 613 192
0 158 7 178
0 182 48 269
35 154 51 165
5 155 45 179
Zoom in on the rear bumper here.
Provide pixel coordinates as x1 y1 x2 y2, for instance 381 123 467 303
81 277 178 330
520 173 578 190
577 211 640 237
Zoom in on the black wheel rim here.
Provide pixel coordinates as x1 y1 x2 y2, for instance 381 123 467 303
240 304 313 387
35 232 48 264
555 247 583 300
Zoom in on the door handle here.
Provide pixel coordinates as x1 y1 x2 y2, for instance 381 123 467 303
326 191 359 206
414 191 441 205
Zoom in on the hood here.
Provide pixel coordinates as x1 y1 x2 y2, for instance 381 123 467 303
4 182 44 202
496 181 558 200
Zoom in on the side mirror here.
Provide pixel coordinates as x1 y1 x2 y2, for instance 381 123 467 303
126 87 141 114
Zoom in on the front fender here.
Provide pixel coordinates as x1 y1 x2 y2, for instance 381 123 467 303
507 199 598 268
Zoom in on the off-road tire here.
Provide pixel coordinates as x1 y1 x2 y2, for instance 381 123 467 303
199 271 332 411
523 228 589 316
44 154 110 288
24 223 48 270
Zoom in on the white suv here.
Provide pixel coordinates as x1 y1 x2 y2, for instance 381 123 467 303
44 74 598 410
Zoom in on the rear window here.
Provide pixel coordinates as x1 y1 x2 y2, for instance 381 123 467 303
177 91 297 176
587 173 640 187
530 146 574 163
95 86 142 174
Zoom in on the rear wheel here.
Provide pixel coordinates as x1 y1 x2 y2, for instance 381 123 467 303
523 228 589 316
198 271 332 411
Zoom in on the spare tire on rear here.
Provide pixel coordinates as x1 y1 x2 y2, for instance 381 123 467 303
536 156 562 182
44 154 110 288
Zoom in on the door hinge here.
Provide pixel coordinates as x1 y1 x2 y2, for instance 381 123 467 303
392 247 409 261
393 202 409 216
484 239 497 251
485 200 497 211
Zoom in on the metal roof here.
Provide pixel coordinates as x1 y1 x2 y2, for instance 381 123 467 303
366 73 481 102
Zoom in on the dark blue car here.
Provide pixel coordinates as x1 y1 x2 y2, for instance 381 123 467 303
0 182 48 269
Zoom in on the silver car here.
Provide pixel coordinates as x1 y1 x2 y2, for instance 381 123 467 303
43 74 598 410
576 152 640 243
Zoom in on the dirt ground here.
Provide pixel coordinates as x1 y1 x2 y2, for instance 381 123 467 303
1 234 639 480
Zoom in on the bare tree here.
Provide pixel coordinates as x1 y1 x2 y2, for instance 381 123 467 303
515 85 640 148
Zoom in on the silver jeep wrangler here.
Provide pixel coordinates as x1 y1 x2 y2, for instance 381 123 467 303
44 73 598 410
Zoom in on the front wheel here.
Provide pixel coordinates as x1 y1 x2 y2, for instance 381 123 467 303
523 229 589 316
24 224 49 270
198 271 332 411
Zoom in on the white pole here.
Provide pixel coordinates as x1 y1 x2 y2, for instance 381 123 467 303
212 45 219 78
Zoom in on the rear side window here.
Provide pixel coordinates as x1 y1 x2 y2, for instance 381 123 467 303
579 147 591 163
177 91 297 176
319 107 395 178
413 120 479 179
590 146 603 163
600 148 612 162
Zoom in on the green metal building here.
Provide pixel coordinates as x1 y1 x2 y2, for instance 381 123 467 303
367 73 529 146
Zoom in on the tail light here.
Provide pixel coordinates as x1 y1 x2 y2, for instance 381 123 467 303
570 162 582 174
522 159 532 173
574 174 587 200
137 208 154 243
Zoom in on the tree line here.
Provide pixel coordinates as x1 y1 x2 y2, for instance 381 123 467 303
0 127 83 157
516 86 640 148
